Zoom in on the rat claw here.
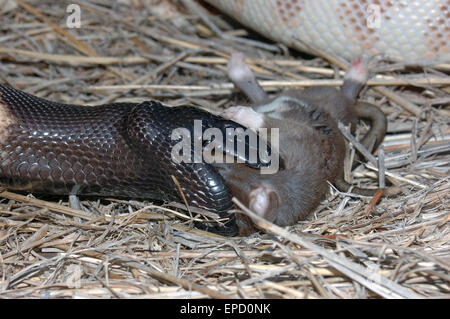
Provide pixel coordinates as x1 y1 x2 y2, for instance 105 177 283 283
222 106 264 129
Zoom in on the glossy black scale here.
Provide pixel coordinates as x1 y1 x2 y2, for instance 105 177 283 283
0 84 272 235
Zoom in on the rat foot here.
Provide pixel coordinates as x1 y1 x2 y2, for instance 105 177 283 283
223 106 264 129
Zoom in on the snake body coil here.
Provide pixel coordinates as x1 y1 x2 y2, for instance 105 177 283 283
0 84 261 235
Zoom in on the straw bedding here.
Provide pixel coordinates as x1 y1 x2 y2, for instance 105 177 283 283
0 0 448 298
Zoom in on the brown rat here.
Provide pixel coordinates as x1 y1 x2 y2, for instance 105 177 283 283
218 53 387 235
215 97 345 235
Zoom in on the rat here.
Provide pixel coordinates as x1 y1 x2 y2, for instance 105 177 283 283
215 52 387 235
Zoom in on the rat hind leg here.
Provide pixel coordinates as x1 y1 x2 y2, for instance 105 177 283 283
354 101 387 152
342 57 369 102
227 52 268 104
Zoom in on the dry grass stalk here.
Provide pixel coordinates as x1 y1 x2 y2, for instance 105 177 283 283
0 1 448 299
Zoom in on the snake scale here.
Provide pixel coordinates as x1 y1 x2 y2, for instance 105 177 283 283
206 0 449 63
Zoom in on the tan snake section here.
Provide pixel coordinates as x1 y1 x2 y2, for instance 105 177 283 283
206 0 449 63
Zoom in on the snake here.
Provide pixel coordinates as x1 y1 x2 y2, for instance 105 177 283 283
2 1 446 237
0 84 273 236
206 0 449 63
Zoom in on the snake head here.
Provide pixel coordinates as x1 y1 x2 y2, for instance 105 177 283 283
159 104 284 170
205 116 285 170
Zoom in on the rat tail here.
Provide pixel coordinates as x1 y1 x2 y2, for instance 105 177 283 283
354 101 387 152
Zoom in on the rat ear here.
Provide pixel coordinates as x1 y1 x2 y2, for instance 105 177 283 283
248 184 280 223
